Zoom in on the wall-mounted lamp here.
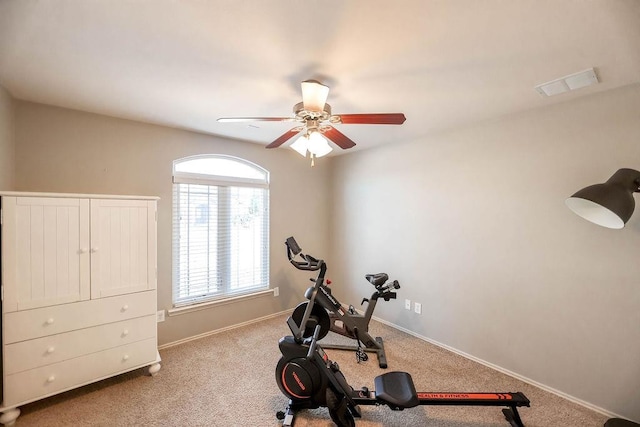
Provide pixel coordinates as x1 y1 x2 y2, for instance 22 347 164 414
566 168 640 229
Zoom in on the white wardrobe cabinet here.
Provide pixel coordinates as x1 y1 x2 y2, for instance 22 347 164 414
0 192 161 426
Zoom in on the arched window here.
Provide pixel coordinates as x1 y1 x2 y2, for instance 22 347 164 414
172 155 269 306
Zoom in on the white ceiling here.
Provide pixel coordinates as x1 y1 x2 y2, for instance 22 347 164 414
1 0 639 154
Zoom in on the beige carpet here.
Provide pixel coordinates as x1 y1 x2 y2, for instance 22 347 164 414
15 314 608 426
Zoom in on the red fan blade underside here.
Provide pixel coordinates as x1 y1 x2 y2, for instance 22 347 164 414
337 113 406 125
265 128 301 149
323 126 356 150
217 117 295 123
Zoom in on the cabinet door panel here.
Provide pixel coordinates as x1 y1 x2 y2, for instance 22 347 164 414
90 199 157 297
1 197 90 312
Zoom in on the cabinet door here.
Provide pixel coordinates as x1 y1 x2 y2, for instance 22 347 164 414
1 197 90 312
90 199 157 297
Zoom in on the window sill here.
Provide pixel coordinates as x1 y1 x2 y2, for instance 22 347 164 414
168 288 276 317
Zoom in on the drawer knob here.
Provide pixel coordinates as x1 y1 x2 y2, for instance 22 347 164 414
122 329 129 337
121 304 129 312
91 247 99 253
45 318 55 325
46 346 55 354
122 354 130 361
47 375 55 383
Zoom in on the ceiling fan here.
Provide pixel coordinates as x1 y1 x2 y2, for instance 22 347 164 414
218 80 406 164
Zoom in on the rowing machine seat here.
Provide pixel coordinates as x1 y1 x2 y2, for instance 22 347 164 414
374 372 419 409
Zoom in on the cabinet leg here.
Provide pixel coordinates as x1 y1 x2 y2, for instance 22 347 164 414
0 408 20 426
148 362 161 376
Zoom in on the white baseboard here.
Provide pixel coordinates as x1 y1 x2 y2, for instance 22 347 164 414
158 309 291 350
372 315 628 421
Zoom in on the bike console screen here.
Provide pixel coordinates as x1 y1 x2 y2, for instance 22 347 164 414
285 236 302 256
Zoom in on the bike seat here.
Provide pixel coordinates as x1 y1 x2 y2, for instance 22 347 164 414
374 371 419 409
365 273 388 287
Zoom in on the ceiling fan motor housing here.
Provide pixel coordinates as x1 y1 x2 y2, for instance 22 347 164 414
293 102 339 124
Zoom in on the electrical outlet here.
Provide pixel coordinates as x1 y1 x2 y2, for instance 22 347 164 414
274 287 279 297
156 310 165 323
405 299 411 310
414 302 422 314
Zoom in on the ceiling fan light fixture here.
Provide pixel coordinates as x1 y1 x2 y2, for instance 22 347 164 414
290 135 309 157
291 131 332 158
306 131 332 157
301 80 330 112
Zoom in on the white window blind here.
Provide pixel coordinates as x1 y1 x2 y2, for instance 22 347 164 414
172 155 269 306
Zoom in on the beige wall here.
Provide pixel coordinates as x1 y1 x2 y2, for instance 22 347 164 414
12 85 640 421
0 85 15 189
14 101 331 345
330 83 640 421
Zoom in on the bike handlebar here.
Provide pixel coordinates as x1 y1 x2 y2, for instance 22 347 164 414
286 236 325 272
379 280 401 293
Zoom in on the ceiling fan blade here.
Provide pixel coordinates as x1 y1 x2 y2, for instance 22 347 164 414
217 117 295 123
265 128 301 149
336 113 406 125
323 126 356 150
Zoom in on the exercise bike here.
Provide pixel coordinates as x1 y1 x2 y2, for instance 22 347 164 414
285 236 400 368
275 256 531 427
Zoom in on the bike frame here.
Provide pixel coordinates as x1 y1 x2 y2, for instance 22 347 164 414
285 237 397 367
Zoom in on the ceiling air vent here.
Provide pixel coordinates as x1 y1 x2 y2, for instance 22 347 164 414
535 68 599 97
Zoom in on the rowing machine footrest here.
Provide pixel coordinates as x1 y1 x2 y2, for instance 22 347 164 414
374 372 419 409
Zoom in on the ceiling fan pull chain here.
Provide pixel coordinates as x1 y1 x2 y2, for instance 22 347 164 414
311 154 315 167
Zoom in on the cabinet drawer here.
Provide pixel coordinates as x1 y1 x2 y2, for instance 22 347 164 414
4 315 157 375
4 291 156 344
3 338 158 407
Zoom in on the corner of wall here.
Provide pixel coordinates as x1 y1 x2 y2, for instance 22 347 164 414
0 84 16 190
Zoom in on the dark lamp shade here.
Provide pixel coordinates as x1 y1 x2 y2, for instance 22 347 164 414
565 168 640 229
